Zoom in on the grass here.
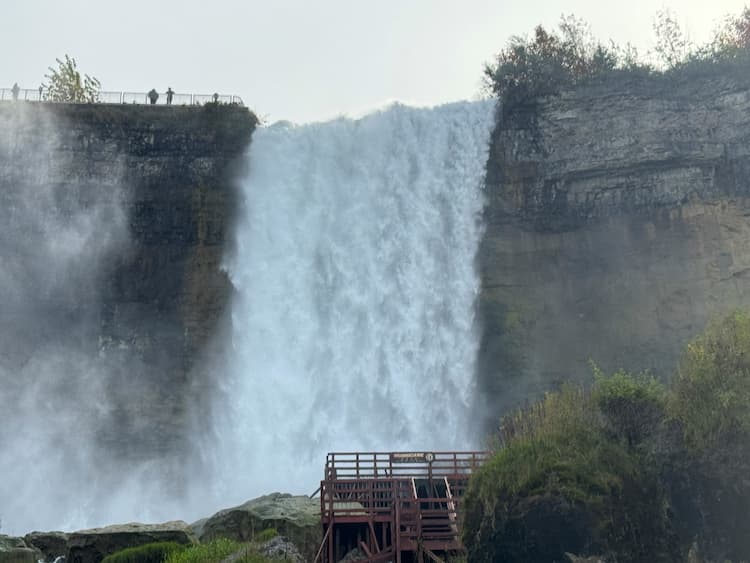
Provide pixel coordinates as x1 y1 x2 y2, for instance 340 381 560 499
162 538 285 563
101 542 184 563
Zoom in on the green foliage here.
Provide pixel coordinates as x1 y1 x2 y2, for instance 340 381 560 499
163 538 283 563
164 539 240 563
592 365 666 446
483 16 649 108
669 311 750 449
467 310 750 561
101 542 184 563
253 528 278 543
482 389 636 500
42 55 101 103
484 7 750 110
466 380 669 562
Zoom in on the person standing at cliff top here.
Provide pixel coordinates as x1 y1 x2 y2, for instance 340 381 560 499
148 88 159 105
11 83 20 100
166 87 174 105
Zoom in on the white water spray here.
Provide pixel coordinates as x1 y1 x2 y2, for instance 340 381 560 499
213 100 495 500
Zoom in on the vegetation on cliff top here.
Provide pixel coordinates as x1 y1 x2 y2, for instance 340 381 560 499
43 54 101 103
464 310 750 562
484 7 750 110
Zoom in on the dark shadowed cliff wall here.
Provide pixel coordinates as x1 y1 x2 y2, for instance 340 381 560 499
0 102 255 504
478 69 750 419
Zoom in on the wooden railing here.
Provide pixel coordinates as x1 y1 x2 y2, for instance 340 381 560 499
318 451 488 562
323 451 487 480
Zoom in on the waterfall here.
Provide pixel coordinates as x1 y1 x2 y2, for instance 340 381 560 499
214 100 495 499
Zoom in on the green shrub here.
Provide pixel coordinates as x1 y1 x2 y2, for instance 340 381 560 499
163 538 284 563
164 538 287 563
466 311 750 561
101 542 184 563
465 383 666 562
465 372 680 562
164 539 242 563
592 366 666 446
669 311 750 449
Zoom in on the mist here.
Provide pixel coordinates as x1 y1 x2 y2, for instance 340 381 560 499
0 105 189 534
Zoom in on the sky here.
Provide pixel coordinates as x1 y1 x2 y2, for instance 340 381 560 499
2 0 749 123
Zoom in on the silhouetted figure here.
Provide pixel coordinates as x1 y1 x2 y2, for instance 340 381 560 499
212 92 219 103
166 87 174 105
38 85 43 100
148 88 159 105
11 83 20 101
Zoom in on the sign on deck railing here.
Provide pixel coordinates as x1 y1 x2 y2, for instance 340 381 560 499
0 88 243 106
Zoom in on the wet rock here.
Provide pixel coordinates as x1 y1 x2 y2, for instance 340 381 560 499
565 554 606 563
198 493 320 561
257 536 304 562
0 535 40 563
479 70 750 424
23 531 68 562
220 536 303 563
66 521 197 563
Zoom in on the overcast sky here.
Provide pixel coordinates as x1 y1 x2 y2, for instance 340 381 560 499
2 0 748 123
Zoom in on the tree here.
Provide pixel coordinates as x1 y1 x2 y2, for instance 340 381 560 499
42 55 101 103
653 9 692 68
669 310 750 449
483 16 624 108
711 7 750 57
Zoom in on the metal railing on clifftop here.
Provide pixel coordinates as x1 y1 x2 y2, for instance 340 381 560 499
0 88 244 106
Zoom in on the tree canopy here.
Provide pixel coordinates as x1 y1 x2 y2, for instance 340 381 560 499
483 7 750 110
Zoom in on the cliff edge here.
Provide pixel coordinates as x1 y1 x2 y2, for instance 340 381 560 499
478 67 750 417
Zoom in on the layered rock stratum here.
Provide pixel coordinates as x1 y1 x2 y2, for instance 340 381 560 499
478 69 750 416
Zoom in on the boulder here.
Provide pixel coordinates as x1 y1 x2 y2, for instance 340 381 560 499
24 531 69 562
188 518 208 539
565 554 606 563
220 536 303 563
66 521 197 563
256 536 304 563
198 493 320 560
0 548 38 563
0 535 40 563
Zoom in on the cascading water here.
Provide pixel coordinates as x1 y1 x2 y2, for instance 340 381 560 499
212 100 495 499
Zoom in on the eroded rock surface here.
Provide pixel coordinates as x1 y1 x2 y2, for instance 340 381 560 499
66 520 197 563
480 70 750 418
198 493 320 561
0 535 40 563
23 532 68 562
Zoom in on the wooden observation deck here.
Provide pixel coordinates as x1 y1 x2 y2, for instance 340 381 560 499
315 451 487 563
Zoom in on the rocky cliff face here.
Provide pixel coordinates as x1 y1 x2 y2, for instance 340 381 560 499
0 102 255 474
478 69 750 418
